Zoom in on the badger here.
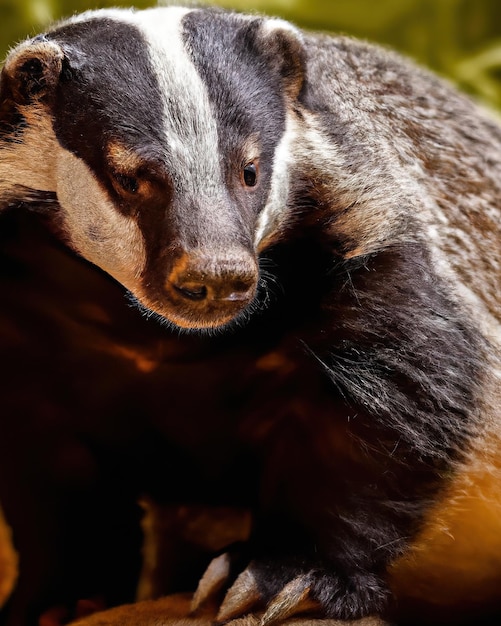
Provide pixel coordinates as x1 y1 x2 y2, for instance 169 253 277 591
0 5 501 626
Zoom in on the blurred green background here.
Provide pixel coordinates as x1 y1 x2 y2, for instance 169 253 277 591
2 0 501 110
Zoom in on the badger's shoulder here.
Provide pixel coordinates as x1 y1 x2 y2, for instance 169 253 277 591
294 32 501 340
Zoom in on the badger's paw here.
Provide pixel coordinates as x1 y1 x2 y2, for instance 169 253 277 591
190 553 389 625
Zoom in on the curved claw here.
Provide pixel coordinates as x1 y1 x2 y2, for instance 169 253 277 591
217 567 263 622
260 575 320 625
190 553 232 613
215 567 321 624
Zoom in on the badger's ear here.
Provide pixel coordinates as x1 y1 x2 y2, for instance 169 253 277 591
258 18 305 101
1 37 65 104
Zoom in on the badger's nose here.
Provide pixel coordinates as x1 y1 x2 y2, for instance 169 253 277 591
166 249 258 306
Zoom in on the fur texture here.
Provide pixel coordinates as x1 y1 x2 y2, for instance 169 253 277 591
0 6 500 626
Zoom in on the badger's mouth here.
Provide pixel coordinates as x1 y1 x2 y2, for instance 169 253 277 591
129 286 258 332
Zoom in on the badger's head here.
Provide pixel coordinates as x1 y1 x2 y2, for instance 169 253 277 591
0 6 304 331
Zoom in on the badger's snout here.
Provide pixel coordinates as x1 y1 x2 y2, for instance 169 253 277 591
162 248 259 329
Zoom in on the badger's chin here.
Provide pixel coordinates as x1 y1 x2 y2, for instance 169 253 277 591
125 290 257 335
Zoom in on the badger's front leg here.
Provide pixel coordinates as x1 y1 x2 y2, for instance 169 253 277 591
211 494 397 622
192 415 424 623
192 488 397 623
191 418 461 624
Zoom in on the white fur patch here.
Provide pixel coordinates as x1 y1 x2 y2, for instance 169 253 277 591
133 8 224 197
255 111 298 250
259 16 303 40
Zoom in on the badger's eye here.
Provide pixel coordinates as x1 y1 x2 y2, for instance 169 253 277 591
242 161 258 187
113 172 139 194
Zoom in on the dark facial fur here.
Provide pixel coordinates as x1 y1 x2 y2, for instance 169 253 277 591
0 8 302 330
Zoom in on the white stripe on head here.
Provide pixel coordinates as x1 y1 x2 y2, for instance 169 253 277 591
133 8 224 197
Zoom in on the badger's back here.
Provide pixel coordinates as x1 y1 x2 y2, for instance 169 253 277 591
300 34 501 343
